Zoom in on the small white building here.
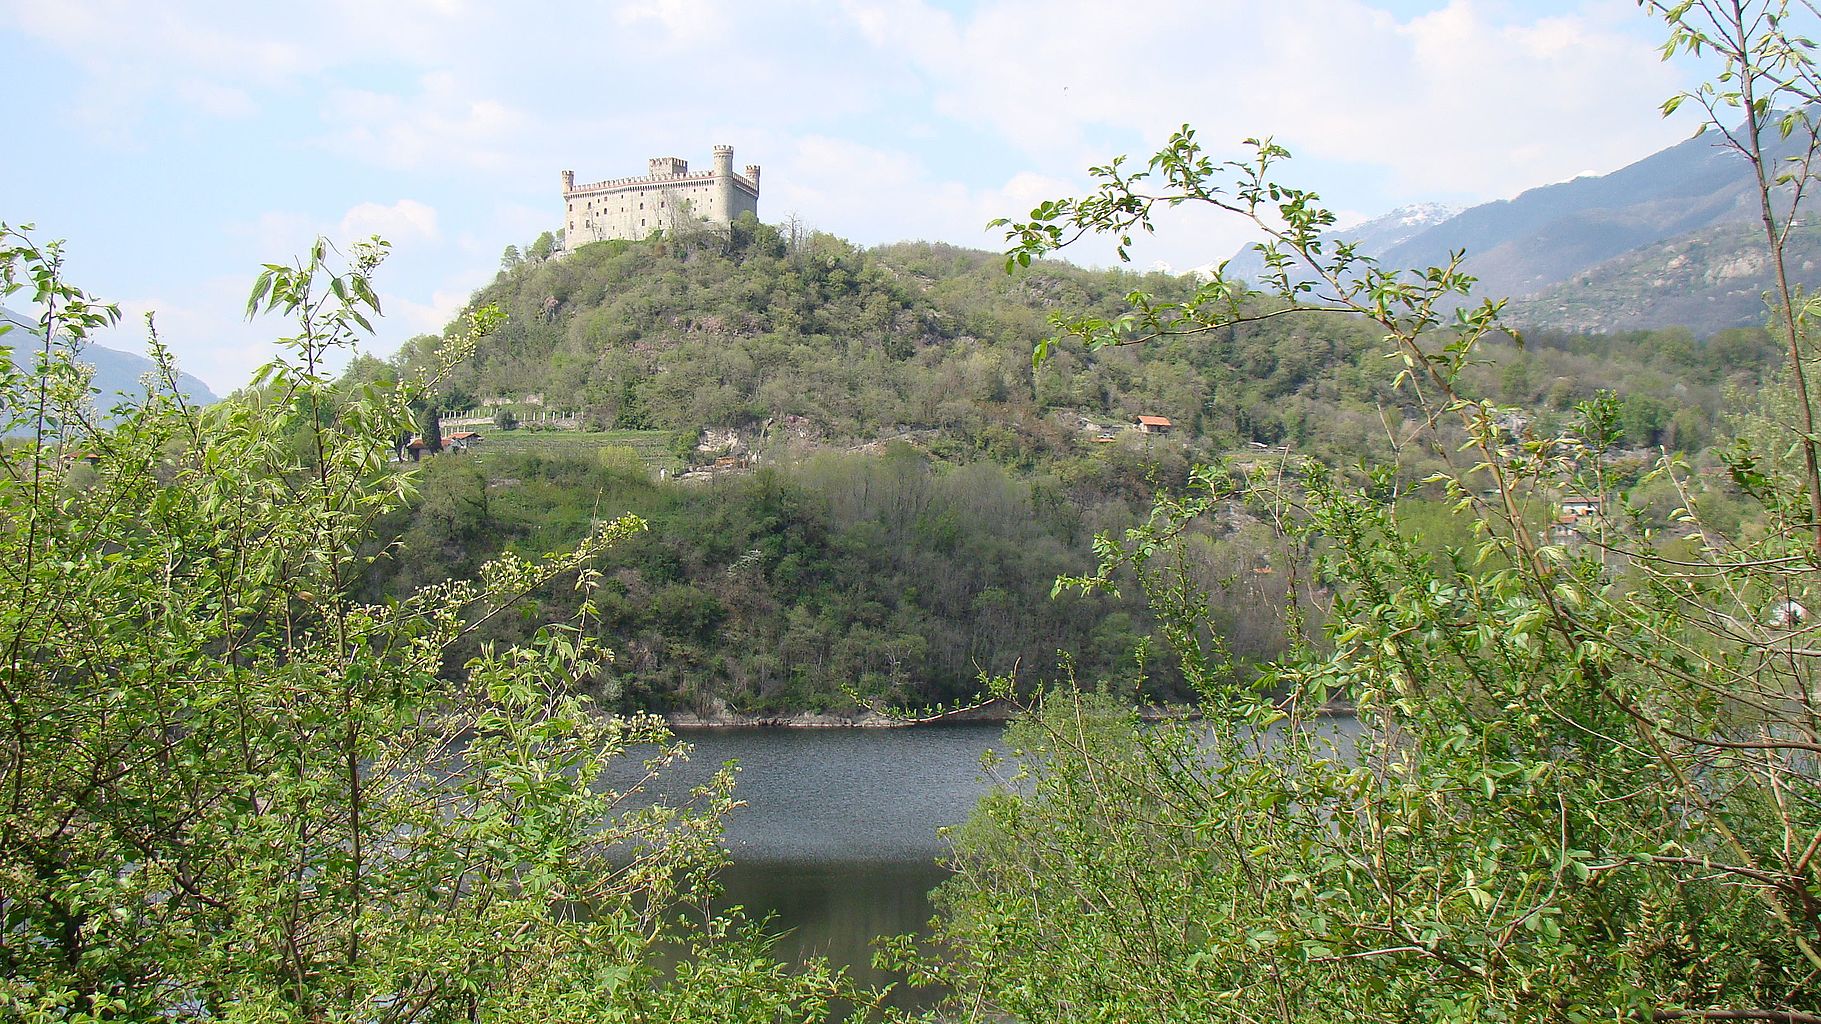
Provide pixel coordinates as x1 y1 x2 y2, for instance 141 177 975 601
1560 497 1601 520
1769 599 1809 628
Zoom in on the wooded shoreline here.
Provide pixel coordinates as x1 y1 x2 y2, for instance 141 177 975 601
663 698 1358 729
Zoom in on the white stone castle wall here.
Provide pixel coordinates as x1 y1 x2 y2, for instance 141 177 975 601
565 179 722 244
725 184 758 224
563 151 758 245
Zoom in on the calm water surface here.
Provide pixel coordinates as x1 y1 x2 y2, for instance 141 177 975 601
627 717 1361 1004
638 724 1009 998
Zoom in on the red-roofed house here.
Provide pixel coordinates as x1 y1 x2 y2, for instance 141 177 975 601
1136 415 1173 435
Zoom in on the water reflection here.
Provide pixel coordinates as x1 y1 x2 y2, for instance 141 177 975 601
643 725 1006 1006
716 859 950 1008
620 715 1362 1011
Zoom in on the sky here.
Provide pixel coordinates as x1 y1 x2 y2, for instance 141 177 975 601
1 0 1710 395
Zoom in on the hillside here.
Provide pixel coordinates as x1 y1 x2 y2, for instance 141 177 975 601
1222 202 1461 285
1383 126 1788 290
1226 124 1815 333
411 222 1775 467
410 222 1439 466
1 305 219 417
1503 219 1821 334
364 223 1789 714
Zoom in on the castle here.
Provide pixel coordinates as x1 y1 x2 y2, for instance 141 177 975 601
561 145 760 245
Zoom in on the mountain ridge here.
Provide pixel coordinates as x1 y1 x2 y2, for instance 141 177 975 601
1224 124 1811 334
1221 202 1461 284
0 306 219 415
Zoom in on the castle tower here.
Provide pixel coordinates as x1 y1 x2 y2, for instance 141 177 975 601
561 169 575 193
712 145 735 222
744 164 761 191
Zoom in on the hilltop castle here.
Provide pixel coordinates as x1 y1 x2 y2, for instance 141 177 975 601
561 145 760 245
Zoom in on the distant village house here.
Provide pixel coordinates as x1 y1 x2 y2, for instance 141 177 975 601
1136 415 1174 435
1549 497 1604 545
1561 497 1601 519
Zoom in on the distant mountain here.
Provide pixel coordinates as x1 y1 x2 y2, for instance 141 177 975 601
1223 125 1813 334
1503 219 1821 335
1338 202 1467 255
0 306 219 417
1222 202 1463 284
1380 128 1799 300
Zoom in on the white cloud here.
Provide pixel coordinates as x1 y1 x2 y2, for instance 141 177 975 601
208 201 468 383
764 135 1156 258
106 253 485 396
4 2 315 82
614 0 731 46
1 0 487 141
491 203 559 245
105 275 285 397
386 283 483 339
229 212 323 262
1 0 482 83
837 0 1694 205
5 0 1725 391
172 79 258 119
234 202 438 267
3 1 314 139
340 200 441 245
320 72 528 172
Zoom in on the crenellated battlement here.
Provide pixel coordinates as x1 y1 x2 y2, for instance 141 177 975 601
566 170 720 195
561 145 761 248
565 171 759 196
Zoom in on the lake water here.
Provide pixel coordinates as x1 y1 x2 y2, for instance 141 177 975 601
626 716 1362 1007
641 724 1009 1001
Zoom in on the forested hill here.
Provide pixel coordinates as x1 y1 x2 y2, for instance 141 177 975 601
406 220 1780 465
355 221 1792 716
424 220 1454 458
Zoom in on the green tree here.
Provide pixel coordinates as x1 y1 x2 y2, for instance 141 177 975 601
1620 392 1669 447
0 229 850 1022
615 376 653 429
529 230 558 262
415 396 443 452
903 4 1821 1021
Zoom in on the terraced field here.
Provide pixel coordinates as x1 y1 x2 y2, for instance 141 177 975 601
474 428 683 469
